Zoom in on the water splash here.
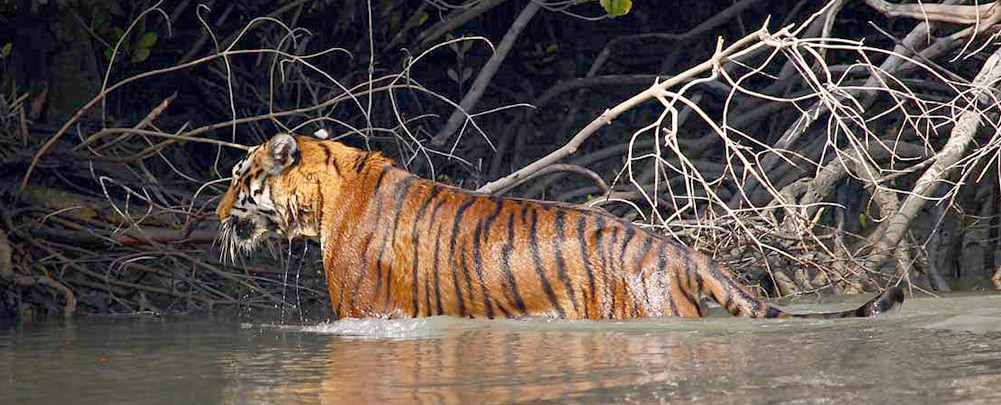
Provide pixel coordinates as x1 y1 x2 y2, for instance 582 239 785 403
300 317 477 340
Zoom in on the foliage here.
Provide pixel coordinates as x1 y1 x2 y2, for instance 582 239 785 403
599 0 632 17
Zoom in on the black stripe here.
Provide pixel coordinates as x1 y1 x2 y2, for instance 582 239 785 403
520 203 531 225
373 165 392 191
346 176 391 311
345 235 376 314
355 152 372 173
449 198 478 256
432 236 444 315
619 228 636 273
472 221 494 318
482 199 505 243
674 246 702 316
447 198 478 318
427 196 449 316
320 143 333 165
242 173 254 189
424 279 432 317
427 197 449 242
459 242 476 317
693 258 704 294
707 261 759 316
410 185 442 317
320 143 343 177
495 301 512 318
375 176 416 303
553 211 578 312
659 248 679 316
594 217 610 316
683 288 702 316
452 243 468 317
577 215 597 307
501 213 527 314
606 228 620 318
529 209 566 318
390 177 418 240
331 158 342 177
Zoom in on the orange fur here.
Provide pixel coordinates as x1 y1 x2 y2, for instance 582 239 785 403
216 133 904 319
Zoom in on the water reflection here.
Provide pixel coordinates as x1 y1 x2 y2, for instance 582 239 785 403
3 295 1001 405
215 295 1001 404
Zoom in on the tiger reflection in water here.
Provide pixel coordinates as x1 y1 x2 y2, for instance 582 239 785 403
217 319 908 404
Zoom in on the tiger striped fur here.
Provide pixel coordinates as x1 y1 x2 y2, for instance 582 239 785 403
215 133 904 319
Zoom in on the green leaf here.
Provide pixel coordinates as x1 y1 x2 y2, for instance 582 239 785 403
599 0 632 17
92 10 104 29
131 47 150 63
112 27 124 40
104 47 114 60
137 31 157 49
546 43 558 54
0 43 11 58
417 12 429 26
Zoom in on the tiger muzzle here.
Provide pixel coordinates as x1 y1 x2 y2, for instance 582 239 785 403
233 216 256 240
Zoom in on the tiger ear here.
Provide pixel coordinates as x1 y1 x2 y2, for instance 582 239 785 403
264 133 299 174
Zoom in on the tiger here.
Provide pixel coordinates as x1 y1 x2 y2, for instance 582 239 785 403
215 132 904 320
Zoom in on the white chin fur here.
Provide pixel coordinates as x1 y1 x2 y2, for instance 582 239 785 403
219 219 269 262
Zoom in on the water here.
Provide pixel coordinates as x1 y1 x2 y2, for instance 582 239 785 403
2 293 1000 404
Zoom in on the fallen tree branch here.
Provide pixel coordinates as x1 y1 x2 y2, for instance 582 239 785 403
494 163 610 197
864 0 998 26
867 45 1001 275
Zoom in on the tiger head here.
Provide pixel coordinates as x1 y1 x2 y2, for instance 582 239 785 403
215 132 334 260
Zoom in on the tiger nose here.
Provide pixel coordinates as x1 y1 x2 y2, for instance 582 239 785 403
234 217 254 239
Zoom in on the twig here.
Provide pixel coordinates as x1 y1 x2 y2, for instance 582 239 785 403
68 7 113 50
431 0 540 147
20 45 361 191
477 23 778 194
88 93 177 154
415 0 510 50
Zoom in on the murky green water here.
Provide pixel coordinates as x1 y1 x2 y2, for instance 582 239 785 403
2 293 1000 404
